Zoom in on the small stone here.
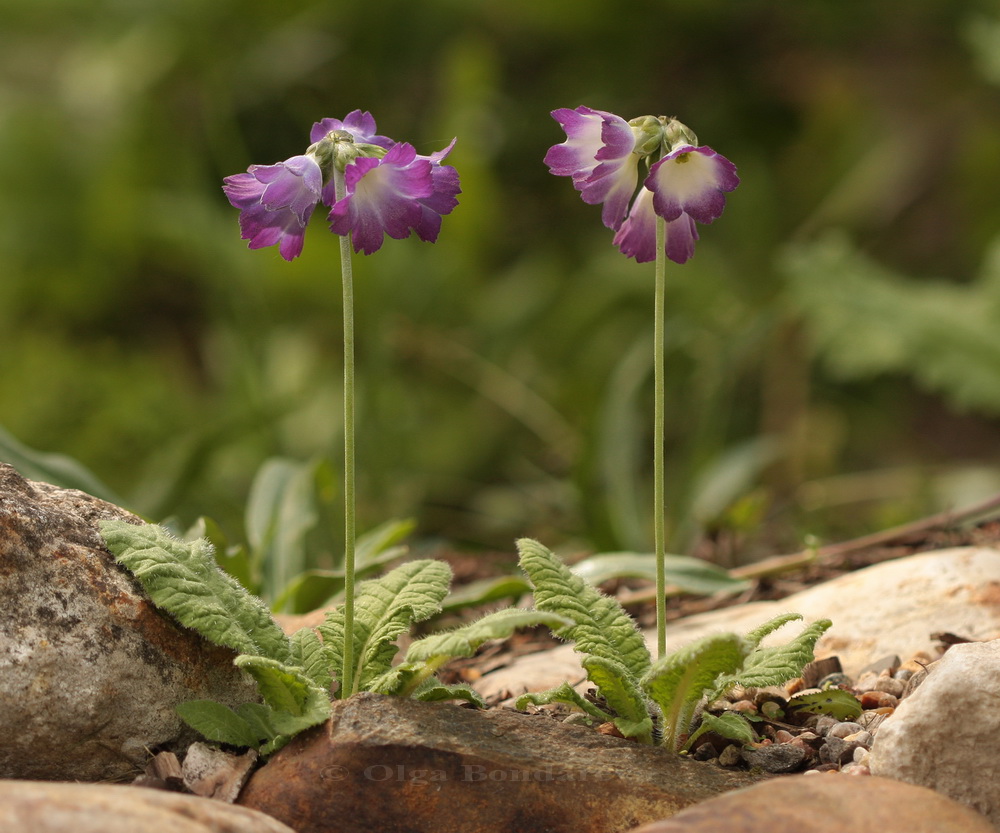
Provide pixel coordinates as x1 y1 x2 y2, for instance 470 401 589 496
728 700 757 714
826 722 863 739
718 744 743 767
872 676 905 697
788 738 819 764
853 747 871 766
853 671 879 692
819 737 854 766
774 729 795 744
813 716 839 736
859 654 901 676
842 730 873 748
691 742 716 762
741 743 807 773
859 690 898 710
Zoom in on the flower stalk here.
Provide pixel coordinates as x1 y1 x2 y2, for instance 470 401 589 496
654 214 667 659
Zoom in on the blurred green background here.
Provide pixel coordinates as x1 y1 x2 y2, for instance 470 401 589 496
3 0 1000 571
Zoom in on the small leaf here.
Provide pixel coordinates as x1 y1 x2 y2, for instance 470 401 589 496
412 682 486 707
101 519 291 662
517 538 651 681
288 626 334 692
581 655 653 743
786 689 863 721
174 700 261 749
233 655 329 720
642 633 751 752
406 609 572 664
684 711 757 752
743 613 803 649
515 682 614 724
713 618 832 697
440 575 532 615
317 559 452 696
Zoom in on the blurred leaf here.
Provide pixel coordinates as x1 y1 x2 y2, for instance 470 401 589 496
688 436 784 527
0 425 126 507
440 574 532 614
570 552 749 596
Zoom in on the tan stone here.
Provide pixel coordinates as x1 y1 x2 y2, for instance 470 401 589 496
238 691 767 833
628 773 995 833
0 780 294 833
0 463 260 781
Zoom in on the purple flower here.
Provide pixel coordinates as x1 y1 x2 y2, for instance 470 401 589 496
222 154 323 261
223 112 459 259
546 108 739 264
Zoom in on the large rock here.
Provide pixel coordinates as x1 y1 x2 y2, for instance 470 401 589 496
238 691 768 833
0 463 259 782
0 780 295 833
869 639 1000 826
475 547 1000 701
627 773 994 833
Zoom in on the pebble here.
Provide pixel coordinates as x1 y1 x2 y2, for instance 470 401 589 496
872 676 905 697
741 743 808 773
827 722 863 739
718 745 743 767
842 730 873 748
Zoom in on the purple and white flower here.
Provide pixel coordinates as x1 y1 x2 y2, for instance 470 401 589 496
546 108 738 263
223 111 459 259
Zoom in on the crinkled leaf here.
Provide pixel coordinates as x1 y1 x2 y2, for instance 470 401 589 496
406 609 572 664
642 632 751 752
571 552 748 596
787 688 863 721
742 612 803 649
515 682 614 724
516 538 651 680
101 519 290 662
288 626 334 692
412 681 486 707
581 655 653 743
713 618 832 697
317 559 452 695
174 700 261 749
684 711 757 752
440 575 532 615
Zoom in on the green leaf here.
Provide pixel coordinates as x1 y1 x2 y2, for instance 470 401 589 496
642 632 751 752
406 609 572 664
412 681 486 707
570 552 749 596
581 655 653 743
683 711 757 752
786 689 863 721
288 626 334 692
742 612 804 648
174 700 261 749
713 618 832 697
101 519 291 662
317 559 452 696
234 655 329 718
0 425 126 506
515 682 614 724
516 538 651 680
440 575 532 615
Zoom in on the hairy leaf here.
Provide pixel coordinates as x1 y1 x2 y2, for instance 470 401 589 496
412 681 486 707
684 711 757 752
743 612 803 648
581 655 653 743
174 700 261 749
786 689 863 721
406 609 573 664
643 633 750 752
570 552 748 597
317 559 452 696
515 682 614 724
101 519 290 662
288 626 334 692
516 538 651 680
712 618 832 697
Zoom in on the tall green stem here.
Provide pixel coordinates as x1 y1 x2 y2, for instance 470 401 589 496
335 167 358 698
654 215 667 660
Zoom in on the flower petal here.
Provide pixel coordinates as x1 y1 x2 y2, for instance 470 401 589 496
309 110 393 147
612 189 700 264
328 142 434 254
647 145 739 224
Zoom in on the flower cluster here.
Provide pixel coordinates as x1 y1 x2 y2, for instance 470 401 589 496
545 107 738 263
223 111 460 260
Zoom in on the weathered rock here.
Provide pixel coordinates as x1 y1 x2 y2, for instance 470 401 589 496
627 773 995 833
475 547 1000 701
238 691 768 833
0 780 295 833
0 463 260 781
869 639 1000 826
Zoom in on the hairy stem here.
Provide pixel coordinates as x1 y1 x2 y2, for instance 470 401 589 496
654 215 667 660
335 167 357 698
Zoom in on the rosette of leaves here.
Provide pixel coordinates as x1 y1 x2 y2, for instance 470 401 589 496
514 539 831 750
101 520 568 755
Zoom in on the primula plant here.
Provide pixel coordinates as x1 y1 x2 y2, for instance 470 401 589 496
223 112 461 698
545 107 739 659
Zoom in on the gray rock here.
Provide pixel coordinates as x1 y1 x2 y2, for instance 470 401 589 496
740 743 807 773
0 780 294 833
0 463 260 781
474 547 1000 702
628 773 995 833
870 639 1000 826
238 691 768 833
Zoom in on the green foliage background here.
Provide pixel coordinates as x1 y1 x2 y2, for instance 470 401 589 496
3 0 1000 560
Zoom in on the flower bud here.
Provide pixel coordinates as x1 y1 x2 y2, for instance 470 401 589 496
663 118 699 151
628 115 665 157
